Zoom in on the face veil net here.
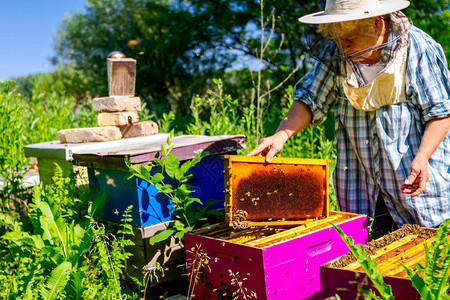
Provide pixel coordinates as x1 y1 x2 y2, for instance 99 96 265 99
304 11 412 86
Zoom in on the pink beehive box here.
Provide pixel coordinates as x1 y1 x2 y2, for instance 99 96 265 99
185 156 368 299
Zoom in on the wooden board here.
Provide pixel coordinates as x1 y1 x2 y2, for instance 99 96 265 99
24 133 170 160
107 58 136 96
24 134 245 164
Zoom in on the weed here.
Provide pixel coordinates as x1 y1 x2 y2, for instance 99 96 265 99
126 130 223 244
186 244 211 299
142 262 165 299
401 219 450 300
0 168 139 299
229 269 257 300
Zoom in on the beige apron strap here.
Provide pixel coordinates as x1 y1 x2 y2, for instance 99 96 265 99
342 45 408 111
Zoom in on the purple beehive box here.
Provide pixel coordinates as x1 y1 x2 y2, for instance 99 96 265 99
185 156 368 299
185 212 368 299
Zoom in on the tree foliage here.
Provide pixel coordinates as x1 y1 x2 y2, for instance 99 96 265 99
404 1 450 63
52 1 326 113
48 0 449 120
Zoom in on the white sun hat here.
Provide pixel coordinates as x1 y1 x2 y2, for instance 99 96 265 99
299 0 410 24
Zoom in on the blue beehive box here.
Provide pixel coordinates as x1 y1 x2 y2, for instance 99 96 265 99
88 154 230 227
75 134 246 227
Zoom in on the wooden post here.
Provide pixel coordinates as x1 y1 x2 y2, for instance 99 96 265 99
107 54 136 97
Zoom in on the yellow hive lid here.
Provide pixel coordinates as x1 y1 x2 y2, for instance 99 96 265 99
223 155 330 227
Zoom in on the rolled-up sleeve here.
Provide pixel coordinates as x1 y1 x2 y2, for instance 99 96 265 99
293 48 338 127
408 28 450 123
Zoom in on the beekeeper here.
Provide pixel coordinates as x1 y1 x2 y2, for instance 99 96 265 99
248 0 450 231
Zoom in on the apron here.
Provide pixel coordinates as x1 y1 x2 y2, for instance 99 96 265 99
342 45 408 111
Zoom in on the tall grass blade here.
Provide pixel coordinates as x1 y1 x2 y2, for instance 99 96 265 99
330 222 394 300
42 261 72 300
39 201 68 257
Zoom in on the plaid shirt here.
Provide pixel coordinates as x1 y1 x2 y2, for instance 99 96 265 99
294 26 450 228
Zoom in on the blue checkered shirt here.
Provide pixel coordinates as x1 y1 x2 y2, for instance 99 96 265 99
294 26 450 228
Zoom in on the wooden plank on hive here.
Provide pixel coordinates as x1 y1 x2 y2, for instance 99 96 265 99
226 227 285 244
225 155 331 165
190 223 224 235
383 247 426 278
343 234 420 270
245 219 318 226
376 238 434 277
344 236 436 279
24 133 169 160
107 58 136 96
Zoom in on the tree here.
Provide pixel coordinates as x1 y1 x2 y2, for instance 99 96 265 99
404 1 450 64
54 0 240 114
52 0 449 119
53 0 326 113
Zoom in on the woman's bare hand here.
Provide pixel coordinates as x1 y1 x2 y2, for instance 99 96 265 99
247 131 289 163
401 156 429 197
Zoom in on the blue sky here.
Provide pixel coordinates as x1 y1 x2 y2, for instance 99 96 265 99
0 1 85 81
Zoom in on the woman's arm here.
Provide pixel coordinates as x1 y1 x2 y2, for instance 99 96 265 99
247 101 313 162
401 116 450 197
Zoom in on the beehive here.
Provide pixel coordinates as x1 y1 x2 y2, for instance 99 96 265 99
185 155 368 299
320 225 446 300
223 155 330 227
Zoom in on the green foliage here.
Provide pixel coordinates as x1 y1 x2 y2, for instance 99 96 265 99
330 222 395 300
405 1 450 64
401 219 450 300
0 78 96 239
0 80 29 210
23 77 96 145
0 170 139 299
186 78 249 137
43 261 72 300
0 78 95 204
14 65 94 104
53 0 235 113
126 130 222 243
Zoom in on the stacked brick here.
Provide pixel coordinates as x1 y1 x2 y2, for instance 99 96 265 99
58 52 158 144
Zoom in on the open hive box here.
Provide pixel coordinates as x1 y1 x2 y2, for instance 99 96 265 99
185 155 368 299
320 224 448 300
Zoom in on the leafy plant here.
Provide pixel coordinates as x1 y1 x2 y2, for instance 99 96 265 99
126 130 223 244
160 111 176 134
142 262 164 300
186 79 242 137
330 222 395 300
0 167 139 299
331 221 450 300
401 219 450 300
0 80 29 213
